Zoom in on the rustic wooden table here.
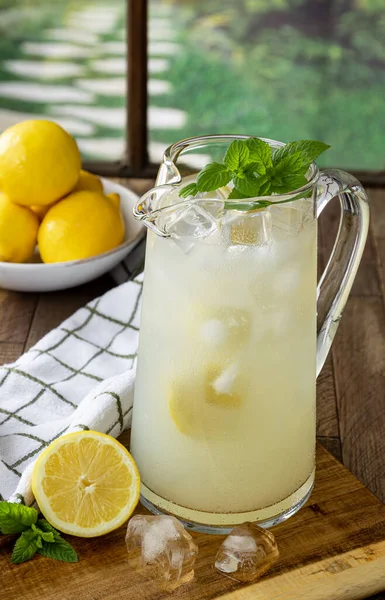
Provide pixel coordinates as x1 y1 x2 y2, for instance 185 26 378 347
0 181 384 598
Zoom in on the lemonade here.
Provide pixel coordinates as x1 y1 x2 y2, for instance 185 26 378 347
130 196 317 529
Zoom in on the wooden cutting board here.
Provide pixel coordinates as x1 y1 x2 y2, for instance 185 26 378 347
1 443 385 600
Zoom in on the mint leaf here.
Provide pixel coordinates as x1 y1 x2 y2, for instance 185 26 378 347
37 519 61 541
227 187 248 200
233 173 262 197
36 518 78 561
245 138 272 173
179 183 198 198
271 173 308 194
224 140 249 172
0 501 38 534
271 151 305 176
11 529 39 563
178 137 330 207
268 152 308 193
31 523 55 543
39 531 55 543
273 140 330 168
196 162 231 192
234 173 271 197
38 538 78 563
258 177 273 196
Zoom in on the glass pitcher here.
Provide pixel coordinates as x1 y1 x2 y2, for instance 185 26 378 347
130 135 369 533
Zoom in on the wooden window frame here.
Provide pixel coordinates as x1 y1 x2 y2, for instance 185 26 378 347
83 0 157 179
83 0 385 186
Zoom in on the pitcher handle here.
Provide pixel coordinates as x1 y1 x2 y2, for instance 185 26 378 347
316 169 369 376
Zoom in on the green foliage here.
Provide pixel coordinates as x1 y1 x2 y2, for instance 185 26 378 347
152 0 385 170
0 501 78 564
179 137 328 201
0 502 37 534
0 0 383 169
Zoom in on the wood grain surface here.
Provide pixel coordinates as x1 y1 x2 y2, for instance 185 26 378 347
317 189 385 495
0 182 384 599
1 445 385 600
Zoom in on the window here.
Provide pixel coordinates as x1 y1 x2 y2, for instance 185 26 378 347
146 0 385 180
0 0 384 180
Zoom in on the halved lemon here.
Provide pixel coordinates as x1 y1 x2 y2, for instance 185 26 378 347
32 431 140 538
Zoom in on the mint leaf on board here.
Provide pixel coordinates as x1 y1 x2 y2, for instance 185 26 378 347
38 538 78 563
37 518 78 562
11 529 40 564
179 182 198 198
224 140 250 172
245 138 273 173
39 530 55 543
0 501 38 534
36 518 61 539
2 509 79 564
273 140 330 169
31 523 55 543
196 162 231 192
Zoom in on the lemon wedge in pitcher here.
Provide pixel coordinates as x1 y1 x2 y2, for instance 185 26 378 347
32 431 140 537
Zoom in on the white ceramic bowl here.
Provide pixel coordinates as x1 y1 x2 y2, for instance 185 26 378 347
0 179 145 292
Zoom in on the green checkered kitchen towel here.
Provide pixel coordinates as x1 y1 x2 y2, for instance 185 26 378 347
0 272 143 506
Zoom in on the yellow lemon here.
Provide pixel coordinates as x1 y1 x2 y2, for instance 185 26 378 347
0 193 39 262
106 192 120 209
0 120 81 206
30 204 52 221
73 169 103 193
38 190 125 263
32 431 140 537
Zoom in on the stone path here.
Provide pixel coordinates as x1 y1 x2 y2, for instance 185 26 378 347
0 108 95 136
0 1 186 162
0 82 93 103
51 105 186 130
77 136 125 158
89 58 126 76
75 77 171 97
75 77 126 96
21 42 94 59
4 61 85 80
44 29 99 45
149 42 182 56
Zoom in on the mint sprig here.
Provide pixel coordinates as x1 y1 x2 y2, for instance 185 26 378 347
11 529 41 564
0 501 78 564
0 500 37 534
196 162 231 192
179 138 330 209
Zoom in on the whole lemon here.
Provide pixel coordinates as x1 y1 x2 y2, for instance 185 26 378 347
74 170 103 193
0 193 39 262
0 120 81 206
30 204 52 221
38 190 125 263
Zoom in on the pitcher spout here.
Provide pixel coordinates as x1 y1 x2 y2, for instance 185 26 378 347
134 184 224 239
